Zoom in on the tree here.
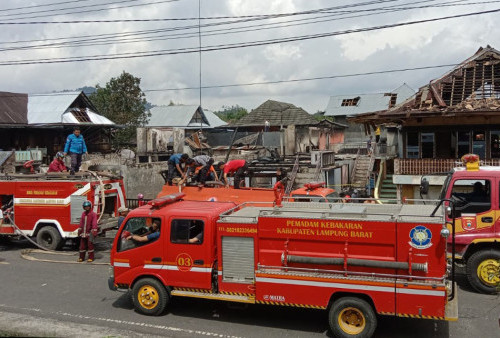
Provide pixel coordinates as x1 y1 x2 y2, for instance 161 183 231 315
214 105 248 122
89 71 150 147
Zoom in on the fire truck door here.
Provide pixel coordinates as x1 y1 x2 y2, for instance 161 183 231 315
449 178 495 234
166 217 212 290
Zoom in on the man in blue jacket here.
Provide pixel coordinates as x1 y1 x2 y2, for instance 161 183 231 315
63 127 88 175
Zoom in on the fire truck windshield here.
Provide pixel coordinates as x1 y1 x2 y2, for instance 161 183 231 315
439 172 453 200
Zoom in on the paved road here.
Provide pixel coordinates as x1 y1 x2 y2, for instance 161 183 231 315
0 238 498 338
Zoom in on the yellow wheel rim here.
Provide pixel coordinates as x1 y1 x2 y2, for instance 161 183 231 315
477 259 500 286
338 307 366 335
137 285 159 310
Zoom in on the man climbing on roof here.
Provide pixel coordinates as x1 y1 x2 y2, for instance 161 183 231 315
48 152 67 173
167 153 189 186
181 155 217 187
218 159 249 189
63 127 88 175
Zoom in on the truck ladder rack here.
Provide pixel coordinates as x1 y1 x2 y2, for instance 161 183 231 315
170 290 255 304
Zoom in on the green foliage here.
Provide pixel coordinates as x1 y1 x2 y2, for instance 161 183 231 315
214 105 248 122
89 71 150 147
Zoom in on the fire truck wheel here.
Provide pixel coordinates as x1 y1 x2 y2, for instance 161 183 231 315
466 249 500 294
132 278 169 316
36 226 63 251
329 297 376 338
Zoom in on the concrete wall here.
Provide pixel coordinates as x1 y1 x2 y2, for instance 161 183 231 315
121 162 166 199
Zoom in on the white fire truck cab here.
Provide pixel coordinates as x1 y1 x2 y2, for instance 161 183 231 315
0 172 126 250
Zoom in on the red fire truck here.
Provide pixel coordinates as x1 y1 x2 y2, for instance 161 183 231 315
0 172 127 250
109 193 457 337
423 154 500 293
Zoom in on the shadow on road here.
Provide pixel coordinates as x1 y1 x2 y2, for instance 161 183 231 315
111 292 450 337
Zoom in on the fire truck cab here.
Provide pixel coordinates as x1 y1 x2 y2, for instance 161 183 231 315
110 193 457 337
0 172 126 250
434 154 500 293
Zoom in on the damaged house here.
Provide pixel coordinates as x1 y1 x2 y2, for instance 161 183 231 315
0 91 115 169
350 45 500 199
136 105 226 162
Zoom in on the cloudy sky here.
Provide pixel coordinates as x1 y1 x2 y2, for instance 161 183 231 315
1 0 499 113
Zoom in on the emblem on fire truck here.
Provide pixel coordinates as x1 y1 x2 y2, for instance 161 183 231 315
409 225 432 249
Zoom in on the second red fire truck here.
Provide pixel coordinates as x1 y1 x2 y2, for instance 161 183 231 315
0 172 127 249
109 193 457 337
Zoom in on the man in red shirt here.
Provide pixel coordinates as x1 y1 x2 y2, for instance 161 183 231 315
78 201 99 262
218 160 249 189
48 152 67 172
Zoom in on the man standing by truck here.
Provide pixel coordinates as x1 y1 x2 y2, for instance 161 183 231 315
78 201 98 262
63 127 88 175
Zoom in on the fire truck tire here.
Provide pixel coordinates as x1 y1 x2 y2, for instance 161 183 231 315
329 297 376 338
132 278 169 316
466 249 500 294
36 226 63 251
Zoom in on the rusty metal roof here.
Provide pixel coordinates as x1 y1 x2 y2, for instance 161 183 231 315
0 92 28 124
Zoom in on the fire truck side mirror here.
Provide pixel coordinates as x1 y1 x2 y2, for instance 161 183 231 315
420 177 429 195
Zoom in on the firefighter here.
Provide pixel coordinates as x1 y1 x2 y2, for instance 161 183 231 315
181 155 217 187
78 201 98 262
117 206 129 228
167 153 189 186
63 127 88 175
218 160 249 189
47 152 67 173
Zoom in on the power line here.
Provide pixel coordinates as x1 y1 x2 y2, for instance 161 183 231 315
0 0 182 21
0 8 498 66
0 0 483 53
0 0 476 53
0 0 98 13
0 0 404 24
143 64 459 92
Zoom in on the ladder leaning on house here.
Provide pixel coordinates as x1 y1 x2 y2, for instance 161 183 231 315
350 151 375 190
285 155 299 195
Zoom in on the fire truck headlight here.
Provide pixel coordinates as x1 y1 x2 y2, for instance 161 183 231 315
108 266 114 278
440 228 450 238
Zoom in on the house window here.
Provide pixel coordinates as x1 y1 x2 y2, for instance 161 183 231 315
473 131 486 159
491 131 500 158
406 132 419 158
421 133 434 158
341 97 360 107
457 131 470 158
71 109 91 123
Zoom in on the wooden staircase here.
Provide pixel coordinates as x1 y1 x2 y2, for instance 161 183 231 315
351 154 374 189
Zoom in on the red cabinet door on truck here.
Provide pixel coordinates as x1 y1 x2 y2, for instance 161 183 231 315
164 216 212 290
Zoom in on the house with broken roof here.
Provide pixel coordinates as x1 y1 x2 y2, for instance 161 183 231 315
136 105 226 162
324 84 414 156
0 90 115 164
350 45 500 199
229 99 330 155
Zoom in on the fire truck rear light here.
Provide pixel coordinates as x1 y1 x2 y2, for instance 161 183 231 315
148 193 185 208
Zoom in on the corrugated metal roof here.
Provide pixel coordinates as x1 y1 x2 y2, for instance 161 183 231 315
27 91 114 125
0 92 28 124
147 105 221 128
324 84 414 117
203 109 226 128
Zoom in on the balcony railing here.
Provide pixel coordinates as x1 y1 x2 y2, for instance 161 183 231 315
395 158 500 175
